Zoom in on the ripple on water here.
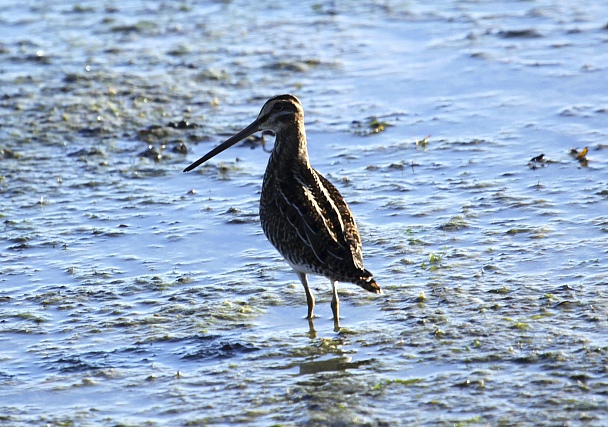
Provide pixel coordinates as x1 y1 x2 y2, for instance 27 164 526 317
1 0 608 426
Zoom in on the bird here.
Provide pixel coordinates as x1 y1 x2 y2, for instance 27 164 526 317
183 94 381 330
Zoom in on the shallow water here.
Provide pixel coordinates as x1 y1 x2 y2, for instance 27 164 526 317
1 0 607 426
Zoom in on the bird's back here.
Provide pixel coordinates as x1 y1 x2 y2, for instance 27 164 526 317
260 158 380 293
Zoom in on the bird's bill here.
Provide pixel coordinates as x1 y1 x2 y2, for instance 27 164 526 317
183 119 261 172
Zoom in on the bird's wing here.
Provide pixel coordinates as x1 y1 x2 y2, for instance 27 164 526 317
315 171 365 270
276 167 363 269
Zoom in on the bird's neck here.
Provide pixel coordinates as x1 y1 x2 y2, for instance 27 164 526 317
271 119 310 172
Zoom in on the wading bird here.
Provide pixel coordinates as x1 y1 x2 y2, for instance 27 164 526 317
184 95 381 330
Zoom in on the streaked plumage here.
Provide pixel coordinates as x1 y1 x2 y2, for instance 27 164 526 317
184 94 381 328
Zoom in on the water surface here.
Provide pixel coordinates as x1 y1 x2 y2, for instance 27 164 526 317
1 1 607 426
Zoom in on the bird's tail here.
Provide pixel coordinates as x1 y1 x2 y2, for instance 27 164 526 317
355 269 382 294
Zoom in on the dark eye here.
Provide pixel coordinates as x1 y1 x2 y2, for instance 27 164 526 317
273 102 284 111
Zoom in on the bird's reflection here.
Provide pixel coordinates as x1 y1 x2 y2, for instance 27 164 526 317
298 356 371 375
306 316 340 339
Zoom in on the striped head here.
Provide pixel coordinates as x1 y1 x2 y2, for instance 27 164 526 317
255 94 304 134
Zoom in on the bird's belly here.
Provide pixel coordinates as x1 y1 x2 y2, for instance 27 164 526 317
283 259 320 276
261 219 323 274
260 203 327 276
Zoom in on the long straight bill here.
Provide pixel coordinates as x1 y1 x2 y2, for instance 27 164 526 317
183 119 261 172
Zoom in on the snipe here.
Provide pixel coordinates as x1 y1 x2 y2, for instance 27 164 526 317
184 94 381 330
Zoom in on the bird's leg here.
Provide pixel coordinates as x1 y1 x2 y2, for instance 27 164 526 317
297 272 315 319
331 280 340 330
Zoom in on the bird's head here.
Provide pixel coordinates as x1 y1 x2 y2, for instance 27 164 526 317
183 94 304 172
